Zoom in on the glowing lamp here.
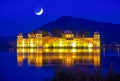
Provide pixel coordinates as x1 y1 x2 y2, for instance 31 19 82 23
72 42 76 47
88 43 93 48
59 42 62 47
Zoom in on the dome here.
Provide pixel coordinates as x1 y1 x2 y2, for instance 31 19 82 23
36 30 42 34
63 30 73 34
94 31 100 35
48 32 52 36
18 33 23 36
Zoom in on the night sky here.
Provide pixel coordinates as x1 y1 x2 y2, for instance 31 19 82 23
0 0 120 36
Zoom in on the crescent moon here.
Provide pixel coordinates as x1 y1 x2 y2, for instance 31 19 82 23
35 8 43 15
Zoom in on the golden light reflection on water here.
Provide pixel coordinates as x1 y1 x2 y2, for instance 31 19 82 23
17 48 100 67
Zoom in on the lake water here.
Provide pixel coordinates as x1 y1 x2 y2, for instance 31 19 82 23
0 48 120 81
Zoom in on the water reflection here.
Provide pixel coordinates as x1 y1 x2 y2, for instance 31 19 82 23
117 48 120 59
17 48 100 67
101 46 120 59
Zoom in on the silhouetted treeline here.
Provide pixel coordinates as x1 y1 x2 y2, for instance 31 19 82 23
51 67 120 81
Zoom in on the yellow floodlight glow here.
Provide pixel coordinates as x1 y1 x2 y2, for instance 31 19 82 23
30 49 34 53
22 44 24 47
44 49 49 53
30 40 33 43
59 42 62 47
72 55 76 58
45 44 49 48
22 48 25 53
88 48 93 52
59 55 63 59
17 31 100 48
30 43 34 47
88 43 93 48
72 49 76 52
22 39 25 47
72 42 76 47
59 49 63 52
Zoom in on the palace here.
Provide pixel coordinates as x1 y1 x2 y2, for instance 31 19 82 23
17 30 100 48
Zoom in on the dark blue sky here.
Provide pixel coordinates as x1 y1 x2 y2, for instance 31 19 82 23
0 0 120 36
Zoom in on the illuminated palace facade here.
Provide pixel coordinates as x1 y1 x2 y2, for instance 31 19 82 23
17 30 100 48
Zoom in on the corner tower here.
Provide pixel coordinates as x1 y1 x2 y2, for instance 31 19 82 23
17 33 24 47
93 31 100 48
